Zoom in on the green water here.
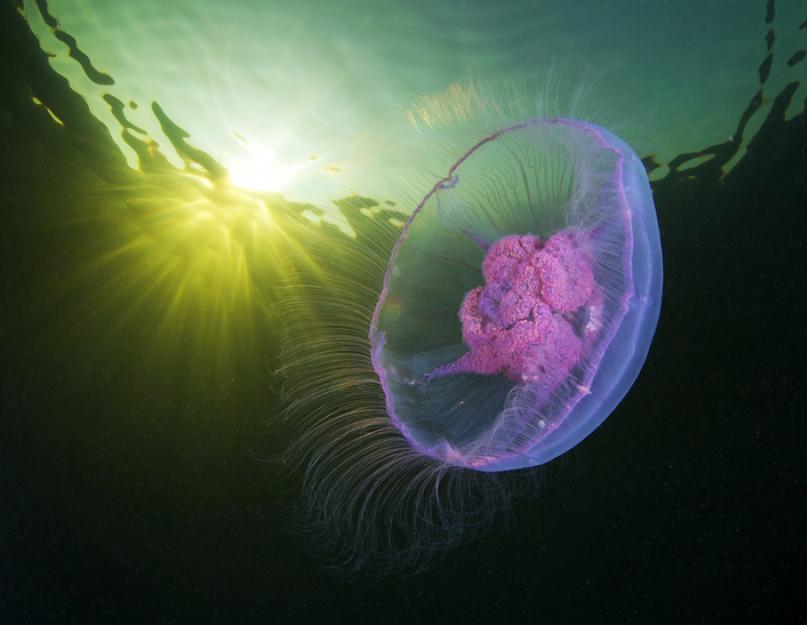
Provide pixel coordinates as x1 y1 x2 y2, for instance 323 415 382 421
23 0 805 209
3 0 807 622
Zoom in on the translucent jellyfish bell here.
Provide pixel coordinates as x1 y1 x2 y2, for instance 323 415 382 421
371 118 663 472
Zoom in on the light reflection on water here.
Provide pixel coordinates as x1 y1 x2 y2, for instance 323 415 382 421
23 0 805 215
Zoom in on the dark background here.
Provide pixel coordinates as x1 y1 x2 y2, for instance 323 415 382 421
2 1 806 623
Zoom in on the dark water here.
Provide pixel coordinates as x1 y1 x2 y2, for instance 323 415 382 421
2 0 806 623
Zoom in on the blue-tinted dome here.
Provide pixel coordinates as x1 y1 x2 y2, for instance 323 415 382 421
371 118 663 471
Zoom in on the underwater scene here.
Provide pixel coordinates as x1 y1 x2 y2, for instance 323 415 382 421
1 0 806 622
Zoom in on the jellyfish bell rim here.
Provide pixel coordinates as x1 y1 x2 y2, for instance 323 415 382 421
370 116 663 473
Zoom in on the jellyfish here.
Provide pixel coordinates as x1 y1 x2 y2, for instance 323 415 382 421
280 117 662 574
371 117 663 472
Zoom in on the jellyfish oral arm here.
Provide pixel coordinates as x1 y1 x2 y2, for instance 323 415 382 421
425 231 595 395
